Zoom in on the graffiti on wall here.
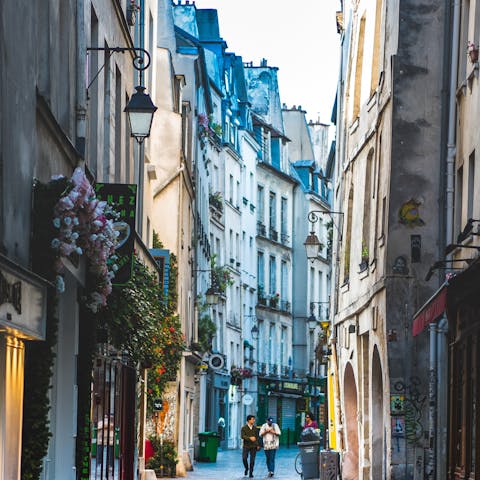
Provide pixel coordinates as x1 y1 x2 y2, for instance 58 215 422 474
398 198 425 227
391 376 426 446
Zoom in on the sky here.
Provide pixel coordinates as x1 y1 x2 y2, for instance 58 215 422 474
192 0 341 124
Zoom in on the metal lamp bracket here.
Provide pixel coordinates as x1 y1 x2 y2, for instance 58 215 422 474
86 46 151 91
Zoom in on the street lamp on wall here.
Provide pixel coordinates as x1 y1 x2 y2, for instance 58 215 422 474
304 209 344 261
205 286 219 306
87 46 157 144
124 86 157 143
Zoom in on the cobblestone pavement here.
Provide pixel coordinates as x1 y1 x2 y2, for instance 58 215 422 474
186 447 302 480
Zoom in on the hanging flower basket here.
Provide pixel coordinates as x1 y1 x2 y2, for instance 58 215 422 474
42 168 120 312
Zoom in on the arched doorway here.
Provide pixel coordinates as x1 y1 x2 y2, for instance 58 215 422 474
371 346 384 479
343 362 359 480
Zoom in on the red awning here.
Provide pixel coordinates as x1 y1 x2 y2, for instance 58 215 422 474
412 284 447 336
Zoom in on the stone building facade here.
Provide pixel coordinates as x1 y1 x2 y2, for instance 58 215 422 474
332 1 449 478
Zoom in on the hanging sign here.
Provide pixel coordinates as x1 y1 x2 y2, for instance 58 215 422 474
95 183 137 285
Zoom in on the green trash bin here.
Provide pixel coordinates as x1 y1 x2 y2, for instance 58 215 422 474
198 431 220 462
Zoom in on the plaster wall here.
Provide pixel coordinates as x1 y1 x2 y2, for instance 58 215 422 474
282 109 315 162
334 0 448 477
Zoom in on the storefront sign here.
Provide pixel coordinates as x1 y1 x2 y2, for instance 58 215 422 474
213 372 230 390
282 381 302 392
95 183 137 285
0 256 47 340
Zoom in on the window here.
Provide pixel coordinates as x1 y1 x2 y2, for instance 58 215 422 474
281 197 288 242
371 0 382 95
468 151 475 221
343 186 354 281
269 192 277 230
281 260 288 302
269 255 277 296
269 324 275 365
236 180 240 208
257 185 265 223
362 150 374 260
229 175 234 204
310 267 315 303
257 252 265 291
114 67 122 182
280 327 286 366
271 137 280 168
352 15 366 119
236 233 240 261
455 166 464 237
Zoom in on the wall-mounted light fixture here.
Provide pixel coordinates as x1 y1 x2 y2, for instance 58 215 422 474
304 210 344 261
87 46 157 143
251 324 259 340
457 218 480 243
444 243 480 256
425 258 474 281
205 286 219 306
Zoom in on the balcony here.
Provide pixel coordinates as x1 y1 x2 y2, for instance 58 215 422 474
280 233 290 245
257 222 267 237
269 228 278 242
269 363 279 376
258 362 267 376
280 300 291 313
257 296 267 306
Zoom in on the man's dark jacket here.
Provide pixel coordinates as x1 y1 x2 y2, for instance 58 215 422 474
241 424 259 448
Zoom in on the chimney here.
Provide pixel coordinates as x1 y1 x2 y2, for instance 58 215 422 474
260 58 268 67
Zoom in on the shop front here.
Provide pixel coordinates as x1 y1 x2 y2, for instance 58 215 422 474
0 254 47 480
257 377 309 446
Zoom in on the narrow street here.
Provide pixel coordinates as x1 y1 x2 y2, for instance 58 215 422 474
186 447 301 480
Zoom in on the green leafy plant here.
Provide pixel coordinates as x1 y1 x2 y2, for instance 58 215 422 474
210 254 233 294
209 191 224 212
197 297 217 353
361 242 369 260
146 436 178 477
99 255 184 407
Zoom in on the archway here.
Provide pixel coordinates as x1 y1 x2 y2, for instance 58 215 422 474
371 346 384 478
343 362 359 480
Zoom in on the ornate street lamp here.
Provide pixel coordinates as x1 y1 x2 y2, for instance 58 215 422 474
304 231 323 261
307 313 318 331
304 209 344 261
205 286 219 306
125 86 157 143
251 324 259 340
87 46 157 143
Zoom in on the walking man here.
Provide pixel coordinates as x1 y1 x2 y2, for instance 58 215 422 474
259 416 281 477
241 414 260 477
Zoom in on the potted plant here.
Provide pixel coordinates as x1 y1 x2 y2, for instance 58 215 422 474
230 366 253 385
146 436 178 477
468 41 479 63
359 243 369 272
269 293 280 308
209 191 223 212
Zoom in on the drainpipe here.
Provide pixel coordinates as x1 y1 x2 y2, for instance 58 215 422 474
76 0 87 161
436 316 448 479
427 322 437 479
446 0 461 243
